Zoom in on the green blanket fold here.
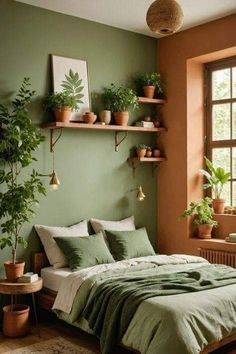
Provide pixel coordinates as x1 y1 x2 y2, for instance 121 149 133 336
83 264 236 354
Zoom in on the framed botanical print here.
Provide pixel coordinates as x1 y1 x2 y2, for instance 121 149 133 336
51 55 91 121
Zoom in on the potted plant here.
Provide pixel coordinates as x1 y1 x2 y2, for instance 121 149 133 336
44 92 77 123
146 147 152 157
181 197 218 239
0 78 46 281
103 84 138 126
200 157 231 214
135 72 163 99
45 69 84 123
136 144 148 158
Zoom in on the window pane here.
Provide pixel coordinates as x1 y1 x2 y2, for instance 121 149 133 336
233 67 236 98
221 181 231 206
212 68 230 100
232 147 236 179
212 103 230 141
212 148 230 174
232 103 236 139
233 182 236 207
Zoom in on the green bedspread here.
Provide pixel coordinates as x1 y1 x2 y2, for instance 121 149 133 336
55 260 236 354
82 264 236 354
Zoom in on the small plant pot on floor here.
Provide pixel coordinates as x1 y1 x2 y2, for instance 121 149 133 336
3 304 30 337
54 106 72 123
212 198 226 214
114 112 129 126
4 260 25 282
197 224 213 239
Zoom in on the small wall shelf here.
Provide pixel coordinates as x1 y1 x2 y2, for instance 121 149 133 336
127 156 167 175
137 97 165 104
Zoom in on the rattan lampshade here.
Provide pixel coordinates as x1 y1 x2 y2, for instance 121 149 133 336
146 0 184 35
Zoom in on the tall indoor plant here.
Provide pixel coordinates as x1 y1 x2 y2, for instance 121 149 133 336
181 197 218 239
200 157 230 214
104 83 138 126
0 78 46 281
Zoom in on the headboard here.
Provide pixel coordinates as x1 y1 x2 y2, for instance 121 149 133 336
32 252 50 274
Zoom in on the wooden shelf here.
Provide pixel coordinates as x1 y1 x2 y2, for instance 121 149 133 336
137 97 165 104
127 157 167 163
41 121 166 133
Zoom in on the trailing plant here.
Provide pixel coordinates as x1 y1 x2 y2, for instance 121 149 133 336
0 78 46 263
61 69 84 109
181 197 218 226
45 92 77 110
136 144 148 149
103 84 138 112
135 72 163 95
200 156 231 198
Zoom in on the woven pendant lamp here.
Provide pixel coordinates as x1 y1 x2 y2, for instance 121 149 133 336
146 0 184 35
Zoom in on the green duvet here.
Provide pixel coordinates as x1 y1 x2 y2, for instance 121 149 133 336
55 260 236 354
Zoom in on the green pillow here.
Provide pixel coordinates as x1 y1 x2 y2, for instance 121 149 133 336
54 233 115 271
105 227 155 261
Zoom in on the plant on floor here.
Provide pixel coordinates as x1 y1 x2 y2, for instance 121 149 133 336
0 78 46 280
199 156 231 214
181 197 218 239
135 72 163 98
103 83 138 126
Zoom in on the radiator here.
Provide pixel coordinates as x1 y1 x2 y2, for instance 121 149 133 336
199 248 236 268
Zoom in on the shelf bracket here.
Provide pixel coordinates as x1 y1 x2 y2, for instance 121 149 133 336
128 160 141 177
50 128 63 153
115 131 128 152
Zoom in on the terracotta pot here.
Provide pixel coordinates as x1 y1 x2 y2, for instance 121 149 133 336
99 110 111 125
146 150 152 157
3 304 30 338
136 148 147 158
114 112 129 126
54 106 72 123
4 260 25 282
143 85 155 99
83 112 97 124
197 224 213 239
212 198 226 214
153 149 161 157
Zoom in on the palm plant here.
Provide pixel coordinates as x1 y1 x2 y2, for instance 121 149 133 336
200 156 230 198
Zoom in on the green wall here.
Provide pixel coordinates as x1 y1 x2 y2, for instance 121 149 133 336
0 0 158 275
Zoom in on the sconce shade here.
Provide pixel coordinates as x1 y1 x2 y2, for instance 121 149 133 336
146 0 184 35
137 186 146 202
49 171 60 191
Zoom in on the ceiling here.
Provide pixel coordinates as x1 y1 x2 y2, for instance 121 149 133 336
15 0 236 38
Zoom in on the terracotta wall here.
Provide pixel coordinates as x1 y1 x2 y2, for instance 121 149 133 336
157 14 236 255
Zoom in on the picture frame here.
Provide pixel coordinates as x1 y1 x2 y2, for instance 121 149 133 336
51 55 91 121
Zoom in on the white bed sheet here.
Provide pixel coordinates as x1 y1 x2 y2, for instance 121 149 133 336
41 266 72 292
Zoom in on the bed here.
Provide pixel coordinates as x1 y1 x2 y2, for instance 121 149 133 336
32 252 236 354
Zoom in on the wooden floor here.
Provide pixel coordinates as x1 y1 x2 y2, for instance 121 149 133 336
0 317 236 354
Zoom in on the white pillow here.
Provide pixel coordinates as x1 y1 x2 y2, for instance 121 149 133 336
90 216 135 238
34 220 89 269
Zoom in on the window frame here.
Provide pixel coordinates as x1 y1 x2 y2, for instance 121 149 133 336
205 56 236 206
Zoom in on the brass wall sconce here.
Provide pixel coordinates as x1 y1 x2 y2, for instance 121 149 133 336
40 148 60 191
130 186 146 202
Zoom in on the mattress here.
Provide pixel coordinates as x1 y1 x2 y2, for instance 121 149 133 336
41 266 72 292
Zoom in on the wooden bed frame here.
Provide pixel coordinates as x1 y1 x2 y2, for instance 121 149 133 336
32 252 236 354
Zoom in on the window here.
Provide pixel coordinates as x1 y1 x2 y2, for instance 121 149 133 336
205 57 236 206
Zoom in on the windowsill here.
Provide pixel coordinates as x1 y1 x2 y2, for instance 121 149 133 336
190 237 236 251
214 213 236 217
